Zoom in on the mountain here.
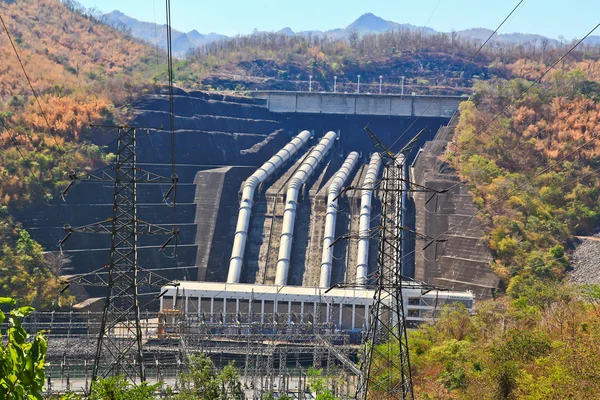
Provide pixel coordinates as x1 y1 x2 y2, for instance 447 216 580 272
456 28 560 45
284 13 435 39
584 35 600 45
345 12 435 35
104 10 226 55
205 32 229 43
187 29 205 43
347 12 400 33
277 27 295 37
106 10 587 55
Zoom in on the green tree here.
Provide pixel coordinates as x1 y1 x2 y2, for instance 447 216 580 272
307 367 337 400
0 212 74 310
176 354 243 400
0 297 47 400
89 376 160 400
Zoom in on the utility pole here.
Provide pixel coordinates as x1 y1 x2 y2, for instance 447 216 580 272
309 75 313 92
401 76 405 95
334 75 337 93
357 75 361 94
60 125 178 385
379 75 383 94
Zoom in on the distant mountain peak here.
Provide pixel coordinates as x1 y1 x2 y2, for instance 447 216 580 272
348 13 396 32
104 10 226 56
354 12 381 22
277 27 295 36
187 29 205 41
357 12 377 19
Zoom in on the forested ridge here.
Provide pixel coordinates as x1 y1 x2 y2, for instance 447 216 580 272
182 27 600 94
0 0 161 307
452 73 600 288
399 70 600 399
0 0 160 205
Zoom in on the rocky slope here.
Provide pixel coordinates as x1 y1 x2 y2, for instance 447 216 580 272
570 237 600 284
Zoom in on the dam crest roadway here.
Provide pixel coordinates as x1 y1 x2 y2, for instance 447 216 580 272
250 90 464 117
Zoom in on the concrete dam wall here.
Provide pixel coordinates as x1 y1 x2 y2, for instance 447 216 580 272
11 89 498 303
253 91 463 118
411 118 500 299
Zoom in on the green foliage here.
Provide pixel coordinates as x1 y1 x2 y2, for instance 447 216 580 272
492 330 551 363
439 361 466 390
88 376 160 400
0 298 47 400
175 354 243 400
406 284 600 399
306 367 338 400
453 77 600 286
0 209 72 310
436 303 474 341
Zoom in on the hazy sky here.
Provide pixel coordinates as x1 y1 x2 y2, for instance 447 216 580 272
76 0 599 40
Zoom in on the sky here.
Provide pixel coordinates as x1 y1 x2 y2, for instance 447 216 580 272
76 0 599 40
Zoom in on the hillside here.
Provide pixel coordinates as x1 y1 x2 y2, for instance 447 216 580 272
0 0 160 205
404 71 600 398
95 10 600 96
182 30 496 94
0 0 159 307
452 75 600 285
178 28 600 96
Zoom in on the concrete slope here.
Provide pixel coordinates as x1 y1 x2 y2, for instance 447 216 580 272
411 120 499 299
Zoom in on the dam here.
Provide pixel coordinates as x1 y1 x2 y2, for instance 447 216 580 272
250 90 464 117
10 89 498 302
12 89 501 395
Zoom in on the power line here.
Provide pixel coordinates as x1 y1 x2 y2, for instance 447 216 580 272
165 0 179 254
0 12 54 135
458 21 600 149
404 21 600 275
0 119 69 233
389 0 526 151
424 0 443 28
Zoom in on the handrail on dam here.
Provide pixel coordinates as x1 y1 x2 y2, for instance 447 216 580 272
227 130 312 284
356 153 382 287
275 131 338 286
319 152 359 288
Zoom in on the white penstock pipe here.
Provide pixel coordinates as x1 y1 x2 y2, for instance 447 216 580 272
319 152 359 288
227 130 312 283
275 131 338 286
356 153 382 287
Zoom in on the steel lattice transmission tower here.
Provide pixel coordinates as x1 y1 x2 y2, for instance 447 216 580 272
355 127 445 400
356 158 414 400
61 126 178 384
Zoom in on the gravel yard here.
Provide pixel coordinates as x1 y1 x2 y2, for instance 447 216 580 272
570 237 600 284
